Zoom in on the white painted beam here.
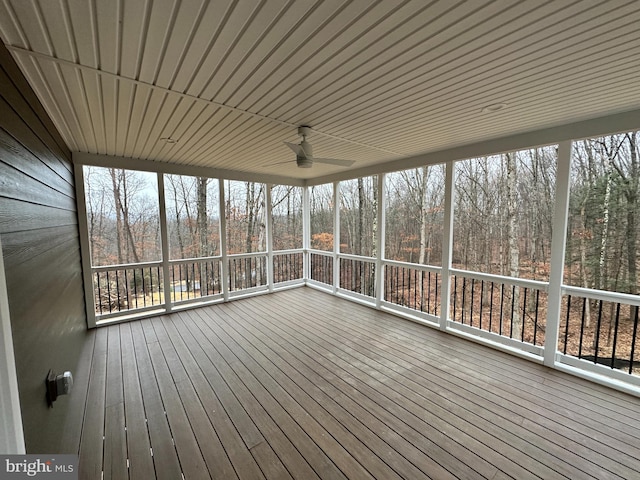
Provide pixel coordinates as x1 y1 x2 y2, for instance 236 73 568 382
266 185 274 293
73 152 305 187
544 141 572 367
157 173 173 312
439 161 456 331
73 163 97 328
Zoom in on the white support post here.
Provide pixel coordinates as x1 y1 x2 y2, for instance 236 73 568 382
439 161 456 331
302 185 311 281
73 163 97 328
157 173 172 313
333 181 340 294
266 184 274 292
544 140 572 367
375 174 386 308
219 179 230 301
0 238 25 454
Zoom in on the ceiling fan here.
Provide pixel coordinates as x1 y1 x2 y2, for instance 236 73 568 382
283 126 355 168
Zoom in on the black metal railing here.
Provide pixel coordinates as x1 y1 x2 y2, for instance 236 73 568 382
450 274 547 346
170 258 222 302
94 265 164 314
560 292 640 375
228 255 268 292
339 257 375 297
273 251 303 283
384 264 440 316
310 252 333 286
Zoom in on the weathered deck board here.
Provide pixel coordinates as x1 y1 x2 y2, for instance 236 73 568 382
259 290 639 479
86 287 640 479
129 321 183 480
119 323 155 480
78 327 107 479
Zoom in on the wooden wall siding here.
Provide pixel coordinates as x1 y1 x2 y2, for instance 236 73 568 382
0 42 90 454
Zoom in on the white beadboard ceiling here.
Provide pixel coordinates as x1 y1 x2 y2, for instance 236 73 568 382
1 0 640 184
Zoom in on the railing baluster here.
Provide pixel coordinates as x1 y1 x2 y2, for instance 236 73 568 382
479 280 484 330
106 271 112 313
533 289 540 346
141 269 146 307
124 269 130 310
610 302 621 369
452 276 457 322
499 283 504 336
420 270 425 312
489 281 494 332
563 295 571 354
521 287 527 343
133 268 138 309
578 297 587 359
96 272 102 314
594 300 604 365
191 262 196 298
434 273 438 316
510 285 516 338
426 271 430 313
461 277 466 325
180 264 185 300
115 270 121 312
630 306 639 375
469 278 474 327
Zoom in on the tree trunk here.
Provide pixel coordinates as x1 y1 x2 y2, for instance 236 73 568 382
418 167 429 265
580 201 592 327
110 169 124 264
625 132 638 295
197 177 208 257
197 177 208 293
505 153 521 337
598 152 613 291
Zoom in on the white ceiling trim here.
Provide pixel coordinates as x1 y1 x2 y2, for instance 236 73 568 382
8 45 403 157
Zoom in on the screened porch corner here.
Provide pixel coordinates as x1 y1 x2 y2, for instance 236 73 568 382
76 287 640 480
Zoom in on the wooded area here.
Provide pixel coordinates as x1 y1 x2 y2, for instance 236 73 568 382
84 133 639 295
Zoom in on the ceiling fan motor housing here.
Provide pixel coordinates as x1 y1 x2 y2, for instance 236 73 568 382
296 156 313 168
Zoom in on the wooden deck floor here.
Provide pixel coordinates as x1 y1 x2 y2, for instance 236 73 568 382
78 287 640 479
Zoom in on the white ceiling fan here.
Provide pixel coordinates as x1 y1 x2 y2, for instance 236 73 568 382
282 126 355 168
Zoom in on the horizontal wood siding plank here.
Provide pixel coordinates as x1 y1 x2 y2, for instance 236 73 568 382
0 153 76 209
0 127 74 196
0 198 77 234
0 46 70 158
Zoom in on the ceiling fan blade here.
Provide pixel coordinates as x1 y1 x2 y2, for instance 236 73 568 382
313 157 355 167
284 141 303 157
263 159 293 167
